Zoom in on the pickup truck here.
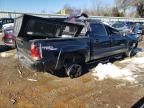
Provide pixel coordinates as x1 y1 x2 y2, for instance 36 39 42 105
15 14 138 78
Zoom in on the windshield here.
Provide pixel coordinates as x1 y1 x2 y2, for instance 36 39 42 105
112 23 125 28
2 19 14 25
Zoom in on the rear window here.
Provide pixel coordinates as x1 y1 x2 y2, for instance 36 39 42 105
26 20 79 38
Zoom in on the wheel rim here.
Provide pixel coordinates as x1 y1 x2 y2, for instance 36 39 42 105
67 64 82 78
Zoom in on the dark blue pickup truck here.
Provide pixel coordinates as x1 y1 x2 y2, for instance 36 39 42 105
15 14 138 78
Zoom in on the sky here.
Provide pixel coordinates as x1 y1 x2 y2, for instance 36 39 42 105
0 0 114 13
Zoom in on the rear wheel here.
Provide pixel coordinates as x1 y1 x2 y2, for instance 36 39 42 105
65 64 82 78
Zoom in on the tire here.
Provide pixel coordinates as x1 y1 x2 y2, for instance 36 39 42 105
66 64 82 78
131 42 138 49
141 35 143 41
125 42 137 57
126 49 134 57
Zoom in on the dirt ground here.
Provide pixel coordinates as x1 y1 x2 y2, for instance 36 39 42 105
0 37 144 108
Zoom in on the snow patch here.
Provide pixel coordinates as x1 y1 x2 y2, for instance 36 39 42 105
119 58 131 63
0 52 14 58
92 51 144 83
27 78 38 82
132 57 144 64
92 63 136 83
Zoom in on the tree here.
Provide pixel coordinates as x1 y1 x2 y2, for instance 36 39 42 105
137 2 144 17
115 0 144 17
115 0 130 13
112 7 122 17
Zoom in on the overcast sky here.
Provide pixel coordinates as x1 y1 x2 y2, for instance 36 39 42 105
0 0 114 13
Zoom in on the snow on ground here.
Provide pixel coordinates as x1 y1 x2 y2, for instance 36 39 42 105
92 63 137 83
0 52 15 58
92 50 144 83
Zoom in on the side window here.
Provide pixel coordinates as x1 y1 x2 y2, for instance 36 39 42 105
80 26 87 36
91 23 107 36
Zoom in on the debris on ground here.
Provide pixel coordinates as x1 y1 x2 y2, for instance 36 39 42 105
116 105 121 108
27 78 38 82
10 99 16 104
18 69 23 78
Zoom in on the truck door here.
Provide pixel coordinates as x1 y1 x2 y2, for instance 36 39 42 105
105 26 128 54
90 23 111 60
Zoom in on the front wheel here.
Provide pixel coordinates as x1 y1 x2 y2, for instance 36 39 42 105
125 42 138 57
125 48 135 57
131 42 138 49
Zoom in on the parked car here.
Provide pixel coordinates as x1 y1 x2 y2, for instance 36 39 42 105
0 18 14 32
15 14 138 78
125 21 135 30
2 28 16 47
112 21 130 34
131 24 144 41
2 23 14 31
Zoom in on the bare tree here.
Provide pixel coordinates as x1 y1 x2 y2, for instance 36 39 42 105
115 0 144 17
111 6 124 17
136 2 144 17
86 0 113 16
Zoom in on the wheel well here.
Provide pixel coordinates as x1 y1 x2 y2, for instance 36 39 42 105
130 41 138 49
63 54 85 65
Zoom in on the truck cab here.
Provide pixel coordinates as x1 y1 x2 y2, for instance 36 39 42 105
79 20 128 61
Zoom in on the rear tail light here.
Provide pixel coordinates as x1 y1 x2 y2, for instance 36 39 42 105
4 33 12 38
2 34 9 41
30 43 41 60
